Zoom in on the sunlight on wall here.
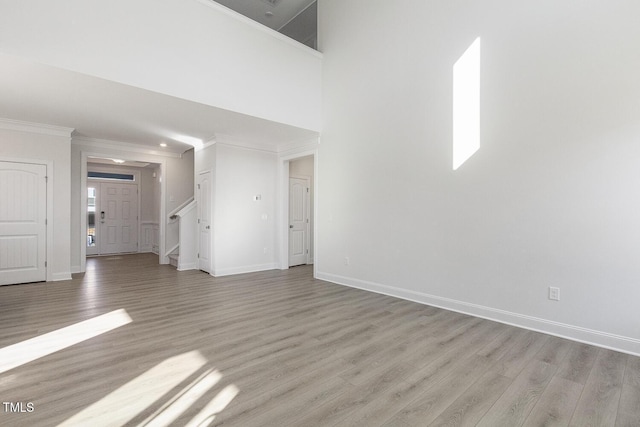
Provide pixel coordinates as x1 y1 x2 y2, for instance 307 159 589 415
453 37 481 170
0 309 132 375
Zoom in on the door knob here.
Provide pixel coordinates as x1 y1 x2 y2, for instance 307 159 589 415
206 226 210 229
289 225 293 228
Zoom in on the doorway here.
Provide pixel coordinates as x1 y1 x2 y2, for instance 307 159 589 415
87 181 139 255
289 176 310 266
287 155 315 267
197 170 212 273
87 182 138 255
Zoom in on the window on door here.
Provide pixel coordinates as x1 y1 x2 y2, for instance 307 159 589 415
87 187 96 248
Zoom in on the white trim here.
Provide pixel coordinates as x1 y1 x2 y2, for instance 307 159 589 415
169 197 196 218
165 243 180 257
212 263 278 277
52 272 72 282
212 135 320 154
289 174 311 266
71 265 81 274
278 148 318 273
196 169 215 275
0 118 73 137
87 173 140 256
193 0 323 58
195 138 217 152
177 262 198 271
80 150 168 271
316 271 640 357
215 138 278 153
277 137 320 154
73 137 182 158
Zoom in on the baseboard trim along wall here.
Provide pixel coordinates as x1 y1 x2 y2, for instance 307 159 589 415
316 271 640 357
177 262 198 271
213 263 278 277
51 272 73 282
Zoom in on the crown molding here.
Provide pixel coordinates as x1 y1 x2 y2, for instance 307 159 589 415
72 136 183 158
213 134 320 154
194 137 217 152
215 134 279 153
0 118 74 138
277 136 319 154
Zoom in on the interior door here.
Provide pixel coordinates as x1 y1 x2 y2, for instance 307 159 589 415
0 161 47 285
99 182 138 254
197 171 211 273
289 177 309 267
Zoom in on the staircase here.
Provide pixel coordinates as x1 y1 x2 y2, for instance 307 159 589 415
165 198 197 271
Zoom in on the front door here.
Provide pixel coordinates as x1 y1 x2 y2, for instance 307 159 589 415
197 171 211 273
99 182 138 254
288 177 309 267
0 161 47 285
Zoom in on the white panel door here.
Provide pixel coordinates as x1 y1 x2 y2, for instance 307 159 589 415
99 182 138 254
197 171 212 273
0 161 47 285
289 177 309 267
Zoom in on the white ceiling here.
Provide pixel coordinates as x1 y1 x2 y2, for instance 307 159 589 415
212 0 316 31
0 53 318 154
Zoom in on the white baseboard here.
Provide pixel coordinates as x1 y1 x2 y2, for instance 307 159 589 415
213 263 277 277
177 262 198 271
316 271 640 357
51 272 72 282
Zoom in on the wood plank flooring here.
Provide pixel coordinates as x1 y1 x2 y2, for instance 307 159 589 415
0 253 638 426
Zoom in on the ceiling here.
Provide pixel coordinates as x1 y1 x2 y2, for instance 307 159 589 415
0 53 318 155
212 0 315 32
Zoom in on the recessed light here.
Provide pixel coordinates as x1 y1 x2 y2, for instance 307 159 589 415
160 143 167 147
265 11 274 17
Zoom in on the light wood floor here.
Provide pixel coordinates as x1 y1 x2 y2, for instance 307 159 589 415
0 254 638 426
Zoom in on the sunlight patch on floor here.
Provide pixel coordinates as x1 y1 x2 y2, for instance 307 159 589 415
0 309 132 375
141 368 222 426
55 350 239 427
58 350 208 426
185 384 240 427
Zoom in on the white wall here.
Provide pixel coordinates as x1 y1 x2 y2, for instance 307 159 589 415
0 0 322 132
212 144 278 276
290 155 314 262
318 0 640 355
0 120 72 281
138 167 157 222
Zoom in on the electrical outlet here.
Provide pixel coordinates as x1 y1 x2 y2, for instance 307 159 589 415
549 286 560 301
263 247 268 254
344 257 350 266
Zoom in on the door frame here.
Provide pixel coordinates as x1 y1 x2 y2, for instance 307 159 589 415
80 150 167 273
288 175 311 266
0 156 54 282
197 169 213 274
87 173 140 256
278 147 317 271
